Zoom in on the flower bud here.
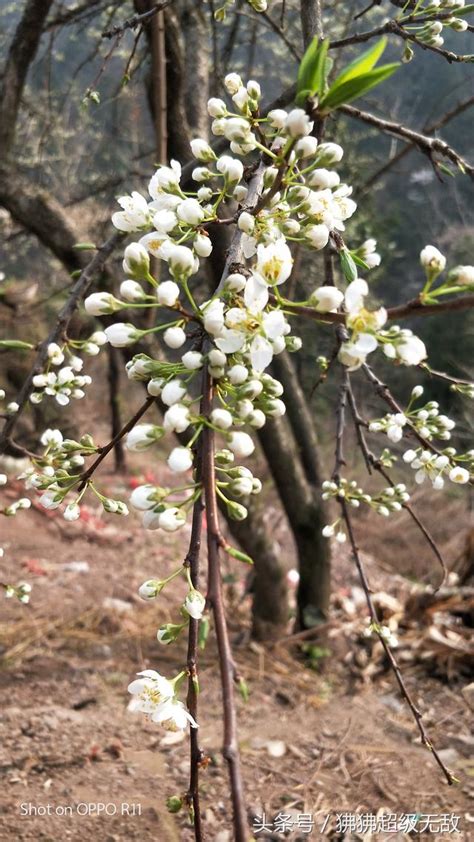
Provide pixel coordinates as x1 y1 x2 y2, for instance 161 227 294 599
226 500 248 521
156 280 180 307
215 448 234 468
123 243 150 279
194 232 213 257
230 476 253 497
295 136 318 158
167 447 193 473
228 364 248 385
190 138 216 161
156 507 186 531
210 408 233 429
228 431 255 457
126 423 163 451
163 326 186 349
139 579 163 600
120 280 146 302
161 379 187 405
207 97 227 118
182 351 203 370
316 142 344 165
420 244 446 274
168 244 196 278
285 108 313 138
224 73 242 94
309 285 344 313
85 292 123 316
224 272 247 292
184 590 206 620
104 323 138 348
238 211 255 234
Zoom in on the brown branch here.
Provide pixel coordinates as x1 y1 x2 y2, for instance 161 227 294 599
362 94 474 192
340 497 455 785
330 16 474 62
361 363 442 457
332 373 454 784
201 368 248 841
421 363 474 388
187 157 269 840
77 397 155 492
0 232 124 455
346 378 448 589
101 1 173 38
184 459 205 840
340 104 474 179
280 291 474 326
388 19 474 65
386 293 474 320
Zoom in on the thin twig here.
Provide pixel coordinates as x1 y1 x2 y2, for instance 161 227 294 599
77 397 155 491
346 377 448 589
184 457 205 840
201 368 248 842
101 1 173 38
333 376 455 785
341 104 474 179
361 363 442 457
340 497 455 785
0 232 124 455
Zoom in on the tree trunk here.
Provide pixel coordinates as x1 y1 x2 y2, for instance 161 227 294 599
258 411 331 629
271 351 331 626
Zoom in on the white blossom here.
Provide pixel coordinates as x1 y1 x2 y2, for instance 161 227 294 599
167 447 193 472
156 280 180 307
126 423 160 451
163 404 191 433
228 431 255 458
130 485 156 510
420 245 446 274
112 191 149 231
161 379 187 406
310 286 344 313
104 323 138 347
449 466 469 484
184 590 206 620
210 408 233 429
285 108 313 138
182 351 203 370
163 326 186 349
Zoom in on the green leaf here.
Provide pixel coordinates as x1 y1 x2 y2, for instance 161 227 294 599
339 249 358 283
351 253 370 271
438 162 455 178
320 64 399 111
332 37 388 87
296 37 329 105
225 545 254 565
73 242 97 251
198 617 210 650
238 677 250 703
0 339 35 350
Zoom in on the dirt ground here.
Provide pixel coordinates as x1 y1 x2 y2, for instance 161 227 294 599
0 464 473 842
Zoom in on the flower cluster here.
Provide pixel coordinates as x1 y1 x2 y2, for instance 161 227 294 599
406 0 469 50
322 478 411 543
402 447 472 489
368 387 455 443
29 337 106 406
